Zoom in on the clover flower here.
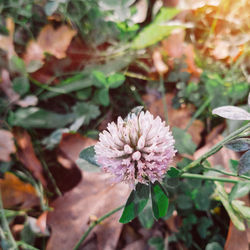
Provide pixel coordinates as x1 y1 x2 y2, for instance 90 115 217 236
94 111 176 187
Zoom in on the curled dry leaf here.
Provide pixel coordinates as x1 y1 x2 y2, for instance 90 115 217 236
152 49 169 75
0 17 16 59
47 171 130 250
0 129 15 162
13 128 47 186
131 0 148 23
0 172 39 209
23 24 77 67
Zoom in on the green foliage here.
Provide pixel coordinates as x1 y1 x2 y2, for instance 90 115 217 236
148 237 165 250
132 7 180 49
215 183 246 231
138 203 154 229
150 182 169 219
229 183 250 202
119 183 149 223
238 150 250 175
10 56 26 75
92 71 125 106
172 127 197 155
73 102 100 124
205 242 223 250
8 108 74 129
12 76 30 95
225 138 250 152
79 146 99 167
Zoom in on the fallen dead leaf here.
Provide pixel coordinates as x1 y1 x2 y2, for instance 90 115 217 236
0 129 15 162
142 93 204 145
162 30 202 77
0 17 16 60
13 128 47 186
0 172 39 209
122 239 145 250
0 69 20 103
36 211 49 234
0 69 37 107
225 221 249 250
57 133 96 169
23 24 77 67
47 171 130 250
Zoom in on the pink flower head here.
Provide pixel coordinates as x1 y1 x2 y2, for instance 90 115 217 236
94 111 176 187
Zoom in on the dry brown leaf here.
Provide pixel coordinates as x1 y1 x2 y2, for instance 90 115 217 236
0 17 16 59
162 31 202 77
162 31 185 59
0 69 20 103
122 240 145 250
57 133 96 169
142 93 204 145
24 24 77 66
0 129 15 162
13 128 47 186
225 221 249 250
0 172 39 209
47 171 130 250
36 211 48 234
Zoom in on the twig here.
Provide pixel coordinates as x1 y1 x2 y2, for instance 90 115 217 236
73 205 124 250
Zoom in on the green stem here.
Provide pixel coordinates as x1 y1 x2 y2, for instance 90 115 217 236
123 71 152 81
181 173 246 184
159 75 168 124
182 122 250 172
73 205 124 250
202 166 250 181
29 76 67 94
0 190 18 250
184 97 211 131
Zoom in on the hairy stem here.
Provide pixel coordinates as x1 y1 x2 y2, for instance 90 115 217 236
202 166 250 181
73 205 124 250
181 173 246 184
182 122 250 172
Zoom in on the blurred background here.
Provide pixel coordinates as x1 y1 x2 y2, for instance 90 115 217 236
0 0 249 249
